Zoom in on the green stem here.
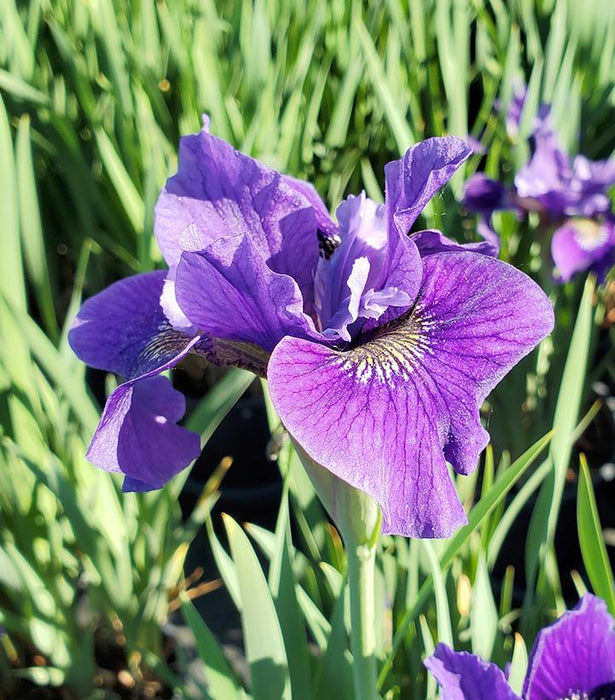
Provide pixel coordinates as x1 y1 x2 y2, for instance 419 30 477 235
346 538 377 700
290 439 381 699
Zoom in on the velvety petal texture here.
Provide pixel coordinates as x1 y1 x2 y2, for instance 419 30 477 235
268 252 553 537
424 644 519 700
69 271 192 379
523 594 615 700
69 271 201 488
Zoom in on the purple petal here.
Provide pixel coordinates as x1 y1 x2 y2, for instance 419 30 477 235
551 219 615 283
154 124 325 306
69 271 195 379
175 233 321 354
268 252 553 537
87 376 201 488
424 644 519 700
573 155 615 191
462 174 510 216
505 84 527 140
412 229 498 258
524 594 615 700
315 193 421 340
385 137 472 237
69 271 202 487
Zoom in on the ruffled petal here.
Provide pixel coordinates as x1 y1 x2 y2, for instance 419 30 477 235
268 251 553 537
523 594 615 700
385 137 472 237
154 123 322 306
551 219 615 283
424 644 519 700
87 376 201 489
175 233 322 355
315 193 420 340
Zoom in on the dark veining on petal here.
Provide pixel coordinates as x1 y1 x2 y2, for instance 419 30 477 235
132 325 193 378
331 306 435 385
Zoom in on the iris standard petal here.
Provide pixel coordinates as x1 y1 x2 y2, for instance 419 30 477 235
175 233 322 357
551 219 615 282
268 252 553 537
87 376 201 489
154 123 322 305
315 193 421 340
385 137 472 237
424 643 519 700
523 594 615 700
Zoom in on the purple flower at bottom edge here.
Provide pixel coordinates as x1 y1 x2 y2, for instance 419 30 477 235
69 118 554 538
425 594 615 699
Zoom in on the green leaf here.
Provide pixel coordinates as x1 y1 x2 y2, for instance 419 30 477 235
422 541 452 647
577 454 615 615
223 514 290 700
181 598 242 700
379 431 552 688
525 276 595 599
16 116 59 340
94 128 144 234
507 633 528 696
268 493 312 700
470 553 498 659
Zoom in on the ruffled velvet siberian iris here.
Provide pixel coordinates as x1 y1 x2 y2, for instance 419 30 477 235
463 87 615 283
425 594 615 700
69 118 554 538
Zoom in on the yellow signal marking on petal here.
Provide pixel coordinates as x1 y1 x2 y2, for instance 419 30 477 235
334 310 436 385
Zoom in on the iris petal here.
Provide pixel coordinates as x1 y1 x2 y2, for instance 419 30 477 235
523 594 615 700
385 137 472 237
175 233 322 360
412 229 498 258
69 271 193 379
154 122 324 307
424 643 519 700
68 271 202 487
551 219 615 282
87 376 201 490
268 252 553 537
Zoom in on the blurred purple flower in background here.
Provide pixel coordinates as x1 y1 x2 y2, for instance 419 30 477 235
70 119 553 538
425 594 615 699
463 87 615 282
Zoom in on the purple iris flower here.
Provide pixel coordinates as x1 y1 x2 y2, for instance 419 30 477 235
463 93 615 283
551 218 615 283
515 116 615 220
69 119 554 538
425 594 615 699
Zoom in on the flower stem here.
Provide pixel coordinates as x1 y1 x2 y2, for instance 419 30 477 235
346 538 378 700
